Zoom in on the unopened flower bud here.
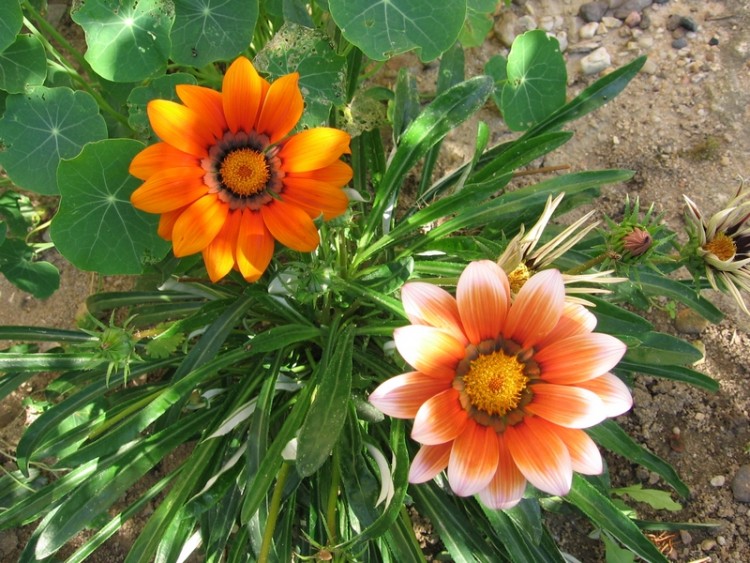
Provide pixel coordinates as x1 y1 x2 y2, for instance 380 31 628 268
622 227 652 257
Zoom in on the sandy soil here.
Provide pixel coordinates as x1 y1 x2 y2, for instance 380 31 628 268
1 0 750 561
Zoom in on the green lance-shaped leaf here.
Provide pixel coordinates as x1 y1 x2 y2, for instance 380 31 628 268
171 0 258 66
71 0 174 82
255 22 347 129
296 325 354 477
329 0 465 62
0 1 23 53
50 138 171 274
500 30 567 131
0 86 107 195
0 34 47 93
566 474 669 563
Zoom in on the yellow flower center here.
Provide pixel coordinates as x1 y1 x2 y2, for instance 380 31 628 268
220 148 270 196
507 262 531 294
462 350 529 417
703 232 736 261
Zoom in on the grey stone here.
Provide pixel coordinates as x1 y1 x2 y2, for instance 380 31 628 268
732 465 750 502
613 0 653 19
579 1 609 23
672 37 688 49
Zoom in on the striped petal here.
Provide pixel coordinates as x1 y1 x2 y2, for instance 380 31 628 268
456 260 510 344
256 72 303 143
281 177 350 220
147 100 213 157
156 207 185 240
505 269 565 349
278 128 351 173
526 383 606 429
505 417 572 496
409 443 452 484
172 195 228 257
202 208 242 282
545 422 603 475
412 388 469 445
236 209 274 282
401 282 468 346
393 325 465 379
222 56 269 134
176 84 227 138
535 302 597 351
448 422 499 496
288 160 354 184
130 167 207 214
576 373 633 417
260 199 320 252
368 371 451 419
129 142 199 180
535 333 626 384
477 434 526 509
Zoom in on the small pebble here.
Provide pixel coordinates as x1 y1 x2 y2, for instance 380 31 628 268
710 475 726 487
709 37 719 46
678 16 698 32
717 536 727 546
672 37 688 49
732 464 750 502
679 530 693 546
700 538 717 551
580 22 599 40
695 412 705 421
624 11 641 28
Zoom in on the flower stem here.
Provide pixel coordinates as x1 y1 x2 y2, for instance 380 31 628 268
565 252 610 275
258 461 292 563
326 446 341 545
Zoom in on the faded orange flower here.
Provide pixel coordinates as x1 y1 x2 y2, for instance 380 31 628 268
130 57 352 282
369 260 631 508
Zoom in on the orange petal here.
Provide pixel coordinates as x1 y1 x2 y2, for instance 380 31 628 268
576 373 633 417
172 195 228 257
412 388 469 445
535 302 597 350
281 178 349 220
409 443 452 484
368 371 451 419
157 207 185 240
505 417 572 496
129 142 199 180
456 260 509 344
236 209 274 282
288 160 353 184
147 100 213 157
535 333 626 384
176 84 227 138
130 167 207 213
222 56 268 134
278 128 351 173
505 269 564 349
477 434 526 509
401 282 468 346
260 199 320 252
393 325 465 379
202 208 242 282
448 422 499 496
526 383 606 429
256 72 303 143
544 422 603 475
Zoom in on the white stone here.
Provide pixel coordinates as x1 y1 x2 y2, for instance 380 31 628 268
580 47 612 75
579 22 599 40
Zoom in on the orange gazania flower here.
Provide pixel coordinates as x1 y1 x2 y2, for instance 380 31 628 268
129 57 353 282
369 260 631 508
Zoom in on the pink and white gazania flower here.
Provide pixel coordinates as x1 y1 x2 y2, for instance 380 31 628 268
369 260 631 509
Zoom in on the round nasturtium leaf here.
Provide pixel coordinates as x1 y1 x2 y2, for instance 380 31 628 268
328 0 465 62
0 1 23 53
501 30 567 132
255 23 346 128
0 34 48 93
71 0 174 82
0 86 108 195
51 139 172 274
170 0 258 66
